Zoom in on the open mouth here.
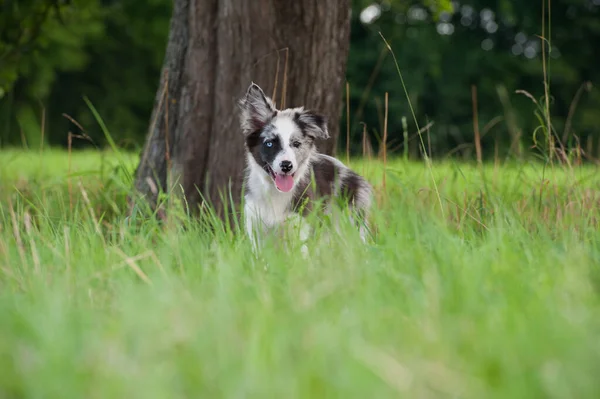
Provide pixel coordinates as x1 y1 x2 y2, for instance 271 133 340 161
265 165 295 193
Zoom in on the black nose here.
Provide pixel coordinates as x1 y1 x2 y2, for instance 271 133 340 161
280 160 293 173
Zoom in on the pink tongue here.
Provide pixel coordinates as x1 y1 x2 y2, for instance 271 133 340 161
275 174 294 192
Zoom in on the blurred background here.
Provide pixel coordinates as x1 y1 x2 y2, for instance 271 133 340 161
1 0 598 160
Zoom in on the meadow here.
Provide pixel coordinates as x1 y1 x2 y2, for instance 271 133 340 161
1 148 600 398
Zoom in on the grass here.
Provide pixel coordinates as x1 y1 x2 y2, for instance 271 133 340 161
1 148 600 398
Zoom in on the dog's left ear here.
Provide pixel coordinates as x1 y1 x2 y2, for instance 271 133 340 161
295 110 329 140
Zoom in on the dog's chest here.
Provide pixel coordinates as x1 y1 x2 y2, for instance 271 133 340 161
245 174 295 228
245 195 292 228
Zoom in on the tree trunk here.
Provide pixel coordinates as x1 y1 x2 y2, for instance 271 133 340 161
132 0 351 218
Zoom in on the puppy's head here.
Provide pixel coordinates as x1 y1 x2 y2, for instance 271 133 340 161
239 83 329 193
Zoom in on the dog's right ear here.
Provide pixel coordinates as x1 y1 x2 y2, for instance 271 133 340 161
239 83 276 135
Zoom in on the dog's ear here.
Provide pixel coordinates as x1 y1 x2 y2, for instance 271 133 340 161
295 109 329 140
239 83 276 135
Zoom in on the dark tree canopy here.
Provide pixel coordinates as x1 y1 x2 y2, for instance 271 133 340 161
0 0 598 163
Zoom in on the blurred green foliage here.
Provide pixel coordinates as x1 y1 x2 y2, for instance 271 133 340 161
0 0 598 160
346 0 600 159
0 0 169 149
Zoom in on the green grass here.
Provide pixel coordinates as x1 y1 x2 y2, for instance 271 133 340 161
1 148 600 398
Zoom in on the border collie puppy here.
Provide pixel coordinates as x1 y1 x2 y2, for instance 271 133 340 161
239 83 373 251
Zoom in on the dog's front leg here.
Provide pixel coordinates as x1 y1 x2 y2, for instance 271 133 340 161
244 203 262 255
284 214 311 259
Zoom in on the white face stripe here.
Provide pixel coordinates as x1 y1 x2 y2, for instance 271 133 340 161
272 116 296 145
272 115 298 174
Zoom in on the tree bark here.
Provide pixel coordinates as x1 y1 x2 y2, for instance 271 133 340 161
132 0 351 217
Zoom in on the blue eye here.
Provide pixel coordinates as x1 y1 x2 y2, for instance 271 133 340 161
265 141 273 148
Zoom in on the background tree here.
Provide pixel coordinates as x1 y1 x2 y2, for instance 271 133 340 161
132 0 352 216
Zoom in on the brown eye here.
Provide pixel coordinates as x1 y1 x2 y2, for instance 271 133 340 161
292 141 301 148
